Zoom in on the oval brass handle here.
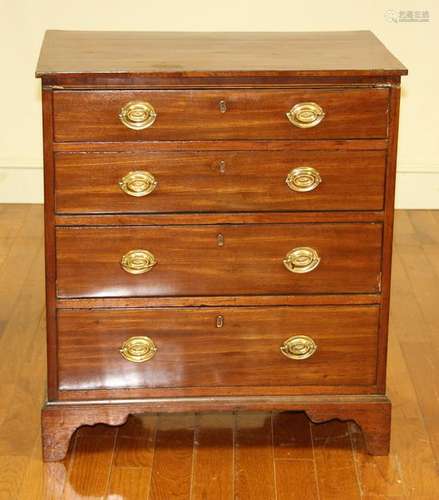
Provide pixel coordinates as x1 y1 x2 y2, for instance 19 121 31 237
280 335 317 360
283 247 320 274
121 249 157 275
286 102 325 128
120 336 157 363
286 167 322 192
119 171 158 197
119 101 157 130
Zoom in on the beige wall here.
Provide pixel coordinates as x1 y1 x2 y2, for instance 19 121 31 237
0 0 437 207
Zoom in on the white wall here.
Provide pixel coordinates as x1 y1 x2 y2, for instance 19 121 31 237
0 0 437 207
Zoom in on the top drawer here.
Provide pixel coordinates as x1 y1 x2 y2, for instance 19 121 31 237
52 89 389 142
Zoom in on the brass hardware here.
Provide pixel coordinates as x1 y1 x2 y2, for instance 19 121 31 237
120 336 157 363
219 100 227 113
280 335 317 360
119 101 157 130
286 102 325 128
216 315 224 328
217 233 224 247
219 160 226 173
286 167 322 192
120 249 156 275
283 247 320 274
118 171 158 197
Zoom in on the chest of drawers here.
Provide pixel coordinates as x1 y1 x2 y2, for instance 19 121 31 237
36 30 407 461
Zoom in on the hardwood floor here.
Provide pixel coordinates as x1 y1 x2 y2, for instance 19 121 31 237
0 205 438 499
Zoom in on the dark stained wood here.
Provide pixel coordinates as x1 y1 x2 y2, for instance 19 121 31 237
306 398 391 456
55 210 386 226
36 31 407 79
55 150 386 214
42 74 403 90
41 395 391 461
36 30 406 465
53 88 389 142
56 293 382 310
55 223 383 298
376 85 402 393
56 306 379 392
56 385 380 402
52 138 389 152
41 89 58 401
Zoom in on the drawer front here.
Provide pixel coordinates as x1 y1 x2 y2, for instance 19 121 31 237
53 89 389 142
57 305 379 391
55 150 386 214
56 223 382 298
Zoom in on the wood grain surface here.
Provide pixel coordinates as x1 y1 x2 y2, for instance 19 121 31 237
53 88 389 142
54 150 386 214
55 223 383 298
56 305 379 392
36 30 407 78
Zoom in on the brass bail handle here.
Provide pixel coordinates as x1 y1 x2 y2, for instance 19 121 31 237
120 249 157 275
119 101 157 130
283 247 320 274
286 167 322 192
120 336 157 363
280 335 317 360
119 171 158 197
286 102 325 128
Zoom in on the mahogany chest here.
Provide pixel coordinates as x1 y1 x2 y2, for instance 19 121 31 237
36 30 407 461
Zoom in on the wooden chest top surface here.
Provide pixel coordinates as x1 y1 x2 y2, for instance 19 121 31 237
36 30 407 78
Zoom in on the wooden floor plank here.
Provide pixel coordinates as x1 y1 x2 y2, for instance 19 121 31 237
191 413 234 500
148 414 195 500
235 413 277 500
273 412 318 499
0 205 43 324
0 205 30 269
107 467 152 500
43 440 75 500
275 459 319 500
62 428 117 499
273 411 314 460
393 210 418 246
16 437 44 500
407 210 439 244
312 420 361 499
387 329 439 498
349 422 405 499
105 415 157 499
113 414 157 467
393 221 439 467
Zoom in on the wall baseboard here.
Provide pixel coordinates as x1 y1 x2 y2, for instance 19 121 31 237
0 168 438 208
